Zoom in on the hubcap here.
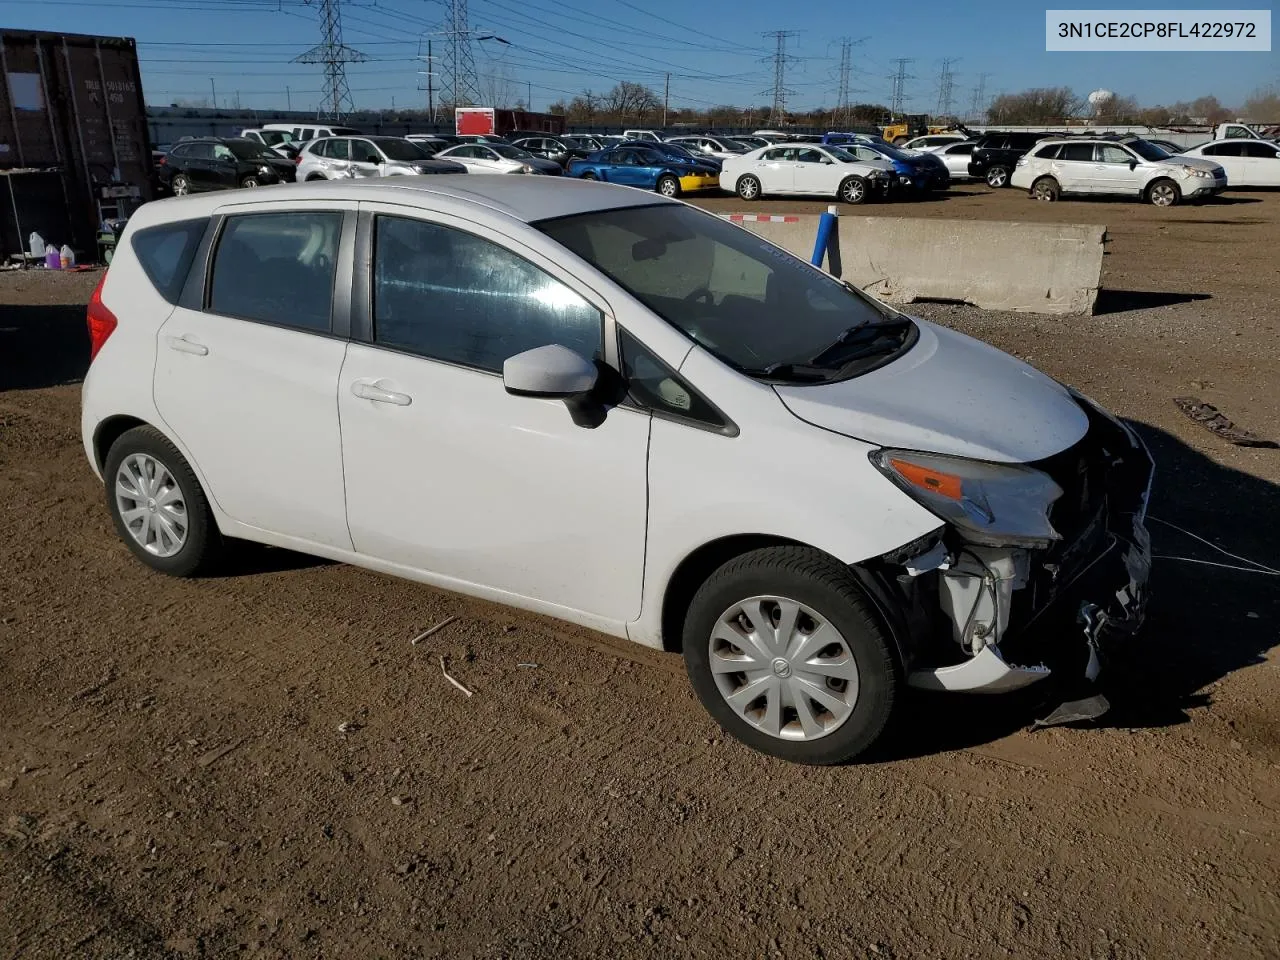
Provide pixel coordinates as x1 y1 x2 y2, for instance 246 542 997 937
989 169 1007 187
1152 185 1174 205
660 179 677 196
709 596 859 742
114 453 188 558
844 181 863 201
741 179 758 198
173 178 188 195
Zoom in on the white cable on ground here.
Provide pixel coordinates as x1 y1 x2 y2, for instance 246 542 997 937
1146 514 1280 576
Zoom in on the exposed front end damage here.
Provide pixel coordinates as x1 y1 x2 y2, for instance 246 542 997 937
868 397 1154 715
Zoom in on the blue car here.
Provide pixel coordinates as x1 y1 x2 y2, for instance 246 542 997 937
567 144 721 197
840 141 950 194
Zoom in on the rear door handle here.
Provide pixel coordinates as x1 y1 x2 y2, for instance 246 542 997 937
165 335 208 356
352 380 412 406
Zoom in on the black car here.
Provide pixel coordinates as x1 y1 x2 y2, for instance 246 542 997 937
159 138 297 195
508 135 592 167
967 131 1061 188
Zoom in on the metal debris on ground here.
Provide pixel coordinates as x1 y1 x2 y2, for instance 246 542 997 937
196 740 243 768
517 662 539 669
1173 397 1276 448
410 616 458 645
337 721 361 734
439 656 474 698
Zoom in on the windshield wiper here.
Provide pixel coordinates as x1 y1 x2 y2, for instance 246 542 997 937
747 362 835 382
807 317 913 368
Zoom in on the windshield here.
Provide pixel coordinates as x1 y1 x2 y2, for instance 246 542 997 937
227 140 280 160
375 139 430 161
721 138 751 152
655 143 697 159
491 144 534 159
538 204 910 381
256 131 292 146
1126 139 1171 161
826 146 862 163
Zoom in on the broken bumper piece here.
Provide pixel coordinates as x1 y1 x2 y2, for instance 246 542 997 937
907 643 1050 693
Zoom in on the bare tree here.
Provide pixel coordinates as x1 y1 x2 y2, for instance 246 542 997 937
987 87 1081 124
1242 86 1280 123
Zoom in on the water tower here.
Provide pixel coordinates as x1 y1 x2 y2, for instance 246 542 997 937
1088 89 1114 118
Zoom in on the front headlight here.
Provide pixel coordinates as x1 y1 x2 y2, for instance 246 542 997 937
870 449 1063 548
1180 165 1212 179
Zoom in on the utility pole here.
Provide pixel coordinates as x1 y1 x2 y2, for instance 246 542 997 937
286 85 292 111
663 72 669 127
760 30 798 126
527 79 532 113
209 77 216 110
936 58 959 119
234 90 241 110
294 0 368 120
888 58 914 118
418 38 437 121
969 72 991 122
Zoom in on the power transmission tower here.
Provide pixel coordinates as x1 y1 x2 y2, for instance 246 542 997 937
888 58 914 117
936 58 959 119
295 0 367 120
760 30 798 126
835 38 852 126
441 0 480 108
969 72 991 121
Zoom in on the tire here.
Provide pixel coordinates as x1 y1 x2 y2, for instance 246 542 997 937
305 174 326 182
986 165 1010 188
682 546 900 765
838 176 868 205
240 177 260 188
892 136 908 146
170 174 191 196
656 174 680 198
736 174 761 201
580 171 598 180
103 425 224 578
1146 178 1180 207
1030 176 1060 201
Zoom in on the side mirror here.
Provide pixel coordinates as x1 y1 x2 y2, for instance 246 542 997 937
503 345 598 398
1129 160 1138 170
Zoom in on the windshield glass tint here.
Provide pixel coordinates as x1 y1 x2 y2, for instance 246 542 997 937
538 205 897 374
1127 139 1170 161
492 144 532 159
227 141 278 160
258 131 292 145
376 139 429 161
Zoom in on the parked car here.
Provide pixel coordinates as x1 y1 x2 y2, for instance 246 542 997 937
404 134 460 155
934 140 977 179
509 136 593 167
720 144 892 203
454 134 509 145
239 128 299 157
1178 139 1280 188
159 138 297 195
967 131 1055 188
622 128 663 142
733 135 772 151
664 135 751 160
900 133 968 152
83 176 1154 765
262 122 362 143
433 142 562 175
1011 137 1227 205
295 136 467 181
632 139 723 174
567 144 719 196
561 134 610 153
841 141 950 194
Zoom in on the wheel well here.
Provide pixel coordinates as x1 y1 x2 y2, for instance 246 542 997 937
659 534 802 652
92 415 147 472
1147 176 1178 193
305 174 326 181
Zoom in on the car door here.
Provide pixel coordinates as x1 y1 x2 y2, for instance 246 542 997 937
1199 143 1244 184
1093 143 1142 195
610 148 650 186
1050 142 1096 193
337 205 649 622
348 139 384 178
755 147 796 193
791 147 833 194
179 143 216 190
153 202 356 550
208 144 242 189
941 141 973 177
1242 142 1280 186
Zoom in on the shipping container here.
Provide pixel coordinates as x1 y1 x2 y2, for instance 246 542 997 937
0 29 152 260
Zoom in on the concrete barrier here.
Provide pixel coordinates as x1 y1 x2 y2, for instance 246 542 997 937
731 214 1106 316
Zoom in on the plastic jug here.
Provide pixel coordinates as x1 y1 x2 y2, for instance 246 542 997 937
60 245 75 269
28 232 45 257
45 247 61 270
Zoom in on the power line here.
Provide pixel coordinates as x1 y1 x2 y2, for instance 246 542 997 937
761 30 798 125
936 57 959 118
293 0 367 119
888 58 914 117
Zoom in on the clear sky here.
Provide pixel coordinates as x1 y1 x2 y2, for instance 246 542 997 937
1 0 1276 115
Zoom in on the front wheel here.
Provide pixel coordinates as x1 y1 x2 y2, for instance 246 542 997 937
240 176 261 189
104 426 225 577
1030 176 1060 201
682 546 900 765
986 165 1010 188
580 171 598 180
736 174 761 201
1146 179 1180 207
838 176 868 204
656 174 680 197
170 174 191 196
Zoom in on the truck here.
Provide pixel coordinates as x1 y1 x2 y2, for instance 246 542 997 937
455 107 496 136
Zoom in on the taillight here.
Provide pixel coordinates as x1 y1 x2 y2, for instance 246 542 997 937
87 271 118 362
158 155 167 165
295 153 303 165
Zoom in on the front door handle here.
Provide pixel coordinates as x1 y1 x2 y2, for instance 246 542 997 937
352 380 412 406
165 334 208 356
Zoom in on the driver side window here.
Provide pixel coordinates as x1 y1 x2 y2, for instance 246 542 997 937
1096 145 1132 164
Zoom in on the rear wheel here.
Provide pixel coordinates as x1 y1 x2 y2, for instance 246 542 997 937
240 176 260 189
104 426 224 577
170 174 191 196
838 176 868 204
682 546 900 765
1030 176 1060 201
986 165 1010 188
580 171 598 180
1146 179 1180 207
736 174 761 200
656 174 680 197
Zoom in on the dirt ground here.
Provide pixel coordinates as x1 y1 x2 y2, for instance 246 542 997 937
2 184 1279 959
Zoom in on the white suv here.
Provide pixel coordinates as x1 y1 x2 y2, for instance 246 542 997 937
1011 137 1227 206
81 178 1153 764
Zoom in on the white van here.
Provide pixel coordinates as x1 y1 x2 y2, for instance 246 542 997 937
261 122 363 145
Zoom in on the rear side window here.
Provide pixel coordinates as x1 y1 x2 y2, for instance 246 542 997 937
1032 144 1061 159
371 215 602 373
1202 143 1240 156
131 218 208 304
209 212 343 332
1059 143 1094 162
1243 143 1278 158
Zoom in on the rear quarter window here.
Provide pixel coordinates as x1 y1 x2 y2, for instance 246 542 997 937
130 218 209 304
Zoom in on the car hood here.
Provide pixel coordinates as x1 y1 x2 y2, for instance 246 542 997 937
526 157 563 172
1162 155 1221 173
773 319 1089 463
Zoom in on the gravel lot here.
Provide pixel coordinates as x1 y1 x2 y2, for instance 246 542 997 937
2 184 1278 959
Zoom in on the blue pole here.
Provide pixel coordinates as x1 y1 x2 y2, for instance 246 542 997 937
810 205 838 267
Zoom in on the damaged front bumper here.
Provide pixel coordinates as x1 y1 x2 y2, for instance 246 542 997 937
893 412 1154 695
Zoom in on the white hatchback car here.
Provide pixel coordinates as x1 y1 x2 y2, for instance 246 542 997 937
1011 137 1227 206
82 178 1153 764
720 144 893 204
